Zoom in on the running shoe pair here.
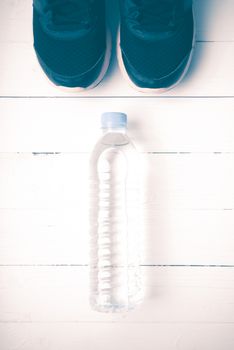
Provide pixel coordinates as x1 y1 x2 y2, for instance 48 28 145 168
33 0 194 92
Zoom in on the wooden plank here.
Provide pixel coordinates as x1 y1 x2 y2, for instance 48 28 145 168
0 266 234 323
0 153 233 210
0 323 234 350
0 42 233 97
0 208 234 266
0 0 32 43
0 153 234 265
0 98 234 153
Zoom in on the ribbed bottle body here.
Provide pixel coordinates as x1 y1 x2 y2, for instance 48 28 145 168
89 131 142 312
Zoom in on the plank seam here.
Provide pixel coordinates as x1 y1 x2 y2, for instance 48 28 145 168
0 264 233 268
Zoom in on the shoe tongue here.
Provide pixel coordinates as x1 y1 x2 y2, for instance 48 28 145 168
37 0 95 33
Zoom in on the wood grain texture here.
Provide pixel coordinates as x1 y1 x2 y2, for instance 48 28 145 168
0 153 234 265
0 153 233 210
0 0 234 349
0 98 234 153
0 207 234 266
1 267 234 323
0 323 234 350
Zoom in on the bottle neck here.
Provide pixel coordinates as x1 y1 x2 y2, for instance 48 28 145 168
102 127 127 134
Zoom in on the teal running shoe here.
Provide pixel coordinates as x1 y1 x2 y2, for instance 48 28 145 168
33 0 111 90
118 0 195 92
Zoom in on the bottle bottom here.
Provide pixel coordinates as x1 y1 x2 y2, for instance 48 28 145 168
90 293 143 313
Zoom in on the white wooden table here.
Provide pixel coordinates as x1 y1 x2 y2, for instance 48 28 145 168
0 0 234 349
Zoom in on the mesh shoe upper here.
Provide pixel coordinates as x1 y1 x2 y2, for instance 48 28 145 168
119 0 194 88
33 0 106 86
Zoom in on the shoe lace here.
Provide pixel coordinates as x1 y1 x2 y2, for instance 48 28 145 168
43 0 95 30
130 0 183 30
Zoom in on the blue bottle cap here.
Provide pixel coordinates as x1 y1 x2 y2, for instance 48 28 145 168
101 112 127 128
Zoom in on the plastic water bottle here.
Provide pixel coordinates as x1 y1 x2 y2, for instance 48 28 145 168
89 112 143 312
